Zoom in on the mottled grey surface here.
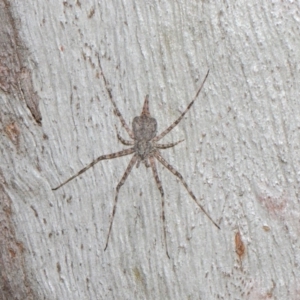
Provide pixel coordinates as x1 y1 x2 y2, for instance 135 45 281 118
1 0 300 299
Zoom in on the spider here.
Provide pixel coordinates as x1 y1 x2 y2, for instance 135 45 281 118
52 62 220 258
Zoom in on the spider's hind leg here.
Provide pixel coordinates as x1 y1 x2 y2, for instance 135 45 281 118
153 70 209 142
97 54 135 139
115 125 134 146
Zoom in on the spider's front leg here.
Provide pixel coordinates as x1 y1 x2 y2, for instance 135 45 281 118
149 156 170 259
104 154 138 251
52 148 135 190
154 151 220 230
154 139 184 150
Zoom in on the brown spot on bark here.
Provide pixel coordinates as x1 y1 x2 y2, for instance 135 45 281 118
30 206 38 218
88 7 95 18
56 262 61 273
4 121 20 146
235 231 245 260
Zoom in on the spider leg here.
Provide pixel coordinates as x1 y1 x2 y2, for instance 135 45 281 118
144 159 150 168
104 154 138 251
149 156 170 259
154 139 184 150
52 148 135 190
154 151 220 230
97 55 134 139
115 125 134 146
153 70 209 142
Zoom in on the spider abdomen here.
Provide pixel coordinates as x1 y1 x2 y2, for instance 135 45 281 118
132 115 157 141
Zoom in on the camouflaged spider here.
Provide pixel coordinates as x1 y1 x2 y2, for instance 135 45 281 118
52 64 220 258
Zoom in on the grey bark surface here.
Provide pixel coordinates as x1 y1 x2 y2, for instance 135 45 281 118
1 1 300 299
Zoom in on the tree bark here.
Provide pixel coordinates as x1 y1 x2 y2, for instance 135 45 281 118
1 1 299 299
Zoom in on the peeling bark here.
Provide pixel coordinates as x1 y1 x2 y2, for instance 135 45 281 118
0 180 36 300
0 0 42 124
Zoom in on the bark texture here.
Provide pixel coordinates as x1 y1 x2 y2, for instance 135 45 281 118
1 1 300 299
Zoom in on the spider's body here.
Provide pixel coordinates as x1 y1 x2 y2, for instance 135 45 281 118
53 66 219 258
132 102 157 165
134 139 154 166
